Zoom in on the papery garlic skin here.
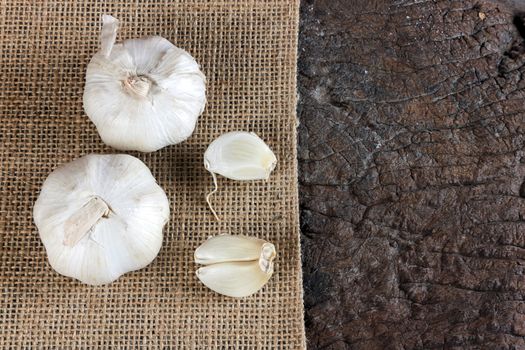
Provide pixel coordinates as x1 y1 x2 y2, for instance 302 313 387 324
83 15 206 152
196 261 273 298
33 154 170 285
195 235 276 298
204 131 277 181
194 234 268 265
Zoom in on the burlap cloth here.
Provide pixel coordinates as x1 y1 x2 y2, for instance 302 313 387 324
0 1 305 348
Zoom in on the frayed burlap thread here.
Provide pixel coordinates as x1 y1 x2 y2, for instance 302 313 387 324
0 1 304 348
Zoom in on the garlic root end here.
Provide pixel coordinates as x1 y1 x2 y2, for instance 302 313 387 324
205 171 221 222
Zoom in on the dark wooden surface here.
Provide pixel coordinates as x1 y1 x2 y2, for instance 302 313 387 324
298 0 525 348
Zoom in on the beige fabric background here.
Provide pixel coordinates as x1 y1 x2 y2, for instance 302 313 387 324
0 1 305 348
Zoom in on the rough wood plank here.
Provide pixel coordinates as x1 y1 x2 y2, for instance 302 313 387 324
298 0 525 348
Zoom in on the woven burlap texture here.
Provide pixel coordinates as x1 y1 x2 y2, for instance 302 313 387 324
0 1 304 348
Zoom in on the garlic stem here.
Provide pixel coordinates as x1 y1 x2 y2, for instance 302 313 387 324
123 75 153 98
205 168 221 222
63 196 110 247
100 15 118 57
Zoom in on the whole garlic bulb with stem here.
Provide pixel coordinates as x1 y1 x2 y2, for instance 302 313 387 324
204 131 277 221
83 15 206 152
33 154 170 285
194 235 276 298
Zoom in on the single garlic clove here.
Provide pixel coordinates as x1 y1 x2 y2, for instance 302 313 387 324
33 154 170 285
204 132 277 221
204 131 277 181
196 261 273 298
83 15 206 152
194 234 267 265
194 234 276 297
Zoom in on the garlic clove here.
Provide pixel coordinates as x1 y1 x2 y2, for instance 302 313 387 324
33 154 170 285
196 261 273 298
194 234 267 265
83 15 206 152
204 132 277 221
204 131 277 181
194 234 276 297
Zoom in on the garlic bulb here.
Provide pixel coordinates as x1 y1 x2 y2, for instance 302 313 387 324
83 15 206 152
204 131 277 220
194 235 276 298
33 154 170 285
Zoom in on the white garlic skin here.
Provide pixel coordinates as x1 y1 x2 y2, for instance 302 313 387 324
33 154 170 285
194 235 268 265
83 15 206 152
195 235 276 298
204 131 277 181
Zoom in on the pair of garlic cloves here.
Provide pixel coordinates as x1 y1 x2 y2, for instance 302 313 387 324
197 134 278 297
194 235 276 298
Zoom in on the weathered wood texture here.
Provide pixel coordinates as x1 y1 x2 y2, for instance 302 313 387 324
298 0 525 348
